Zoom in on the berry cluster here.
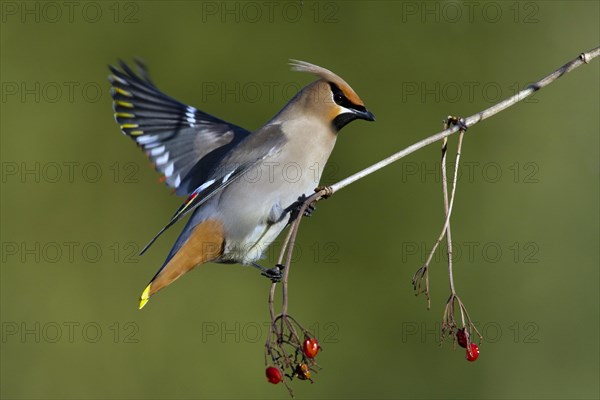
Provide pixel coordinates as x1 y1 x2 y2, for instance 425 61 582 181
265 336 321 385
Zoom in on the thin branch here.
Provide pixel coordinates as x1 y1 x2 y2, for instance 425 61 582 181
328 47 599 195
410 118 464 307
445 131 464 295
440 137 452 292
411 127 464 302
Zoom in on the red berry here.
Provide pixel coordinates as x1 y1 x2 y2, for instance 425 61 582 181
265 366 282 384
303 337 320 358
456 328 468 348
466 343 479 362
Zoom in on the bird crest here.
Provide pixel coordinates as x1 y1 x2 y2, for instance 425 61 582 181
289 59 364 106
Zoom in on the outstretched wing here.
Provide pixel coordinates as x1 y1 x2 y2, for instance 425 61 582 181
109 59 251 195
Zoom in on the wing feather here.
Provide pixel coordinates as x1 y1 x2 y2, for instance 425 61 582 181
109 60 252 195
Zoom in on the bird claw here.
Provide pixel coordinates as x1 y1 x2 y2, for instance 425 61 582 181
303 203 316 217
445 115 468 132
260 264 285 283
290 194 317 220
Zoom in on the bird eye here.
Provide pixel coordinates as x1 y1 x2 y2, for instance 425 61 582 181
334 93 344 104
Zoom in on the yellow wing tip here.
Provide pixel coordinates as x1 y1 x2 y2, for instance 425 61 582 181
138 284 152 309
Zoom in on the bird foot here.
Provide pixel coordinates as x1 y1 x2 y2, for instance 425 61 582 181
303 203 316 217
293 194 317 218
445 115 468 132
254 263 285 283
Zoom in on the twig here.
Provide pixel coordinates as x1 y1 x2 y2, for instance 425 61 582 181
445 131 464 296
412 123 464 306
327 47 599 195
265 190 329 393
268 190 330 319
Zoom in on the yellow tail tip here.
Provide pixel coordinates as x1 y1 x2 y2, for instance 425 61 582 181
139 284 151 309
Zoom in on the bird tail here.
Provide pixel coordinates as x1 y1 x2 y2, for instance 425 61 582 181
138 219 224 309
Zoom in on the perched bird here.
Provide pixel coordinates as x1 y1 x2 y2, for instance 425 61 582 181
109 59 375 309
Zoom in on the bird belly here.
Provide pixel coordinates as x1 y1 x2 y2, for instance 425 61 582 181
218 181 301 264
222 218 288 264
217 164 321 264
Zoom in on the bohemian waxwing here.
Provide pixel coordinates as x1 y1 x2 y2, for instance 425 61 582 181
109 59 375 309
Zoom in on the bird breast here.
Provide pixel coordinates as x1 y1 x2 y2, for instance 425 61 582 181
217 120 337 264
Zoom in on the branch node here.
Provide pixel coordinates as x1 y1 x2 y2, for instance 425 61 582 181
446 115 468 132
315 185 334 199
579 52 590 64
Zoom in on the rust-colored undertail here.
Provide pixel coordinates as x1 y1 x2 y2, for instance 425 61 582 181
138 219 224 309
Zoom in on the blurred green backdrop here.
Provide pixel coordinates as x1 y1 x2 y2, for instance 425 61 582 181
1 1 598 399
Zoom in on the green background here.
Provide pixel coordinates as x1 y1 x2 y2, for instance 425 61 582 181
1 1 598 398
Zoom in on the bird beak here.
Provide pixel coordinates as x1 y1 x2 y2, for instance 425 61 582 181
355 109 376 122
